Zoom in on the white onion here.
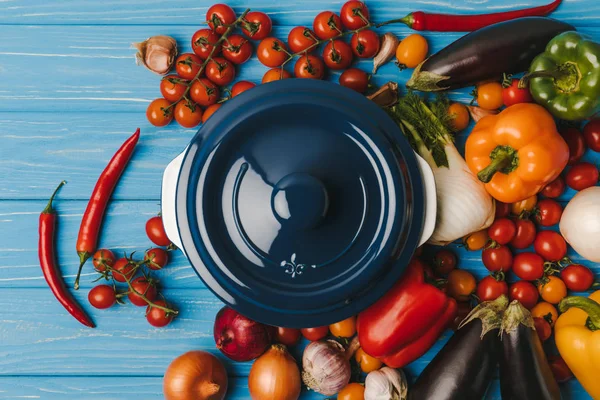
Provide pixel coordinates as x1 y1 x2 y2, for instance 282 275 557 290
560 186 600 262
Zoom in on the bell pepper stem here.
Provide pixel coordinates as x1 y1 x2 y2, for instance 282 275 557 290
559 296 600 331
519 69 566 89
477 145 519 183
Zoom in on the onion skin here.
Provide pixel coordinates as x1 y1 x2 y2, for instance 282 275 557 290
214 306 273 362
248 344 301 400
560 186 600 262
163 351 228 400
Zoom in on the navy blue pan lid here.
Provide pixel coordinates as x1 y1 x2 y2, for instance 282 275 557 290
173 79 425 328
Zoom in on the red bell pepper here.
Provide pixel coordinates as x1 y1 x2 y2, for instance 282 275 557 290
357 259 457 368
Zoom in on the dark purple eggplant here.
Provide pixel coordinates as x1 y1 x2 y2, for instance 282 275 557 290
408 295 508 400
499 300 561 400
406 17 574 92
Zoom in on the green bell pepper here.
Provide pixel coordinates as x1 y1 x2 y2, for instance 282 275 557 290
522 31 600 121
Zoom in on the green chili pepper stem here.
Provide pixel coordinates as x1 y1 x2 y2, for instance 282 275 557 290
477 145 519 183
42 181 67 215
559 296 600 331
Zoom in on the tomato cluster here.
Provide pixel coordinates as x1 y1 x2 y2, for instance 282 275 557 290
147 4 271 128
88 215 178 328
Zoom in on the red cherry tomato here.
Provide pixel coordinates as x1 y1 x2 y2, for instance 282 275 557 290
339 68 368 93
566 162 599 191
222 34 253 64
534 199 563 227
488 218 516 245
560 264 595 291
509 281 539 310
174 101 203 129
350 30 380 58
190 78 220 107
340 1 370 30
584 119 600 152
495 201 511 219
534 230 567 262
205 56 236 86
146 300 175 327
274 327 301 347
313 11 342 40
144 248 169 271
257 37 288 67
287 26 318 54
433 249 457 275
128 276 158 307
301 326 329 341
202 103 222 123
191 28 222 59
160 75 188 103
146 98 173 127
323 40 353 70
294 55 325 79
241 11 272 40
541 176 566 199
534 317 552 341
112 257 138 283
146 216 171 246
476 276 508 302
561 127 586 166
482 245 513 273
175 53 202 80
231 80 256 97
512 252 545 281
88 285 117 309
510 219 537 249
502 78 533 107
206 3 237 34
451 301 473 331
548 355 574 383
92 249 116 272
262 68 292 83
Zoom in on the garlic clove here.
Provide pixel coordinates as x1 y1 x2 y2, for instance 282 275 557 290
132 35 178 75
373 32 400 74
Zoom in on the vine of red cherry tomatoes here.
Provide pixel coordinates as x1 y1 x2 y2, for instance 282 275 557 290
146 2 385 129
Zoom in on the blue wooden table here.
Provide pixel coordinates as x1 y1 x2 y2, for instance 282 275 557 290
1 0 598 398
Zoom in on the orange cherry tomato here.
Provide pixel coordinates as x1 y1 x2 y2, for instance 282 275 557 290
355 347 383 373
395 34 428 69
202 103 221 123
476 82 504 110
447 269 476 302
146 98 173 127
463 230 489 251
448 103 470 131
329 316 356 338
294 55 325 79
538 276 568 305
257 37 288 67
511 195 538 216
531 301 559 326
174 101 203 128
337 383 365 400
262 68 292 83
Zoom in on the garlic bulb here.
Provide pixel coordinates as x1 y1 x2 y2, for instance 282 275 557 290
302 340 351 396
364 367 408 400
132 35 177 75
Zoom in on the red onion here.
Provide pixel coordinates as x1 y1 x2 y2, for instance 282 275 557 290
213 306 273 362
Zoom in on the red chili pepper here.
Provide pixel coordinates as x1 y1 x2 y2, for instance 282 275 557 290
396 0 562 32
357 259 457 368
39 181 95 328
74 128 140 289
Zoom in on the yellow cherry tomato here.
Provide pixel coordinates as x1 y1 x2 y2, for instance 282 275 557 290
476 82 504 110
538 276 568 305
396 34 428 69
447 269 476 302
531 301 559 326
448 102 470 131
463 230 489 251
511 195 538 216
338 383 365 400
355 347 383 373
329 316 357 338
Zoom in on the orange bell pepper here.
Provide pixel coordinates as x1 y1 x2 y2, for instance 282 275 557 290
465 103 569 203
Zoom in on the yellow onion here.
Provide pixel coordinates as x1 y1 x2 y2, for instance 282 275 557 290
132 35 177 75
248 344 301 400
163 351 228 400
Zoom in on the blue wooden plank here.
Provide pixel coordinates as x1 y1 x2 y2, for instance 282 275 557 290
0 0 598 26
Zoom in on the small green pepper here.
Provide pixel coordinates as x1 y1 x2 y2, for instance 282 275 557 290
521 31 600 121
